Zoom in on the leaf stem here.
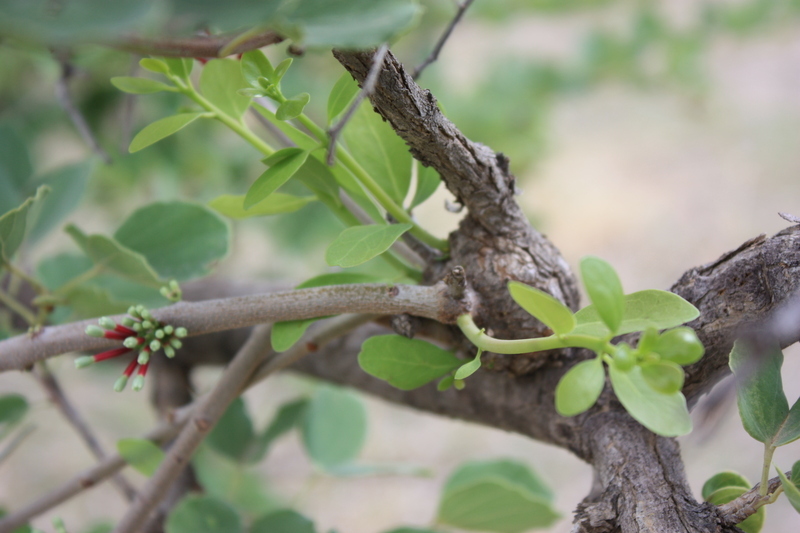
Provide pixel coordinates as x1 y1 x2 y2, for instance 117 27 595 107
456 314 607 354
3 260 48 295
54 264 105 297
760 444 776 496
0 286 37 326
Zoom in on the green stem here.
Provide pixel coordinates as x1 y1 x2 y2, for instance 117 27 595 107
54 264 105 297
0 286 37 326
3 261 48 295
760 444 776 496
457 314 607 354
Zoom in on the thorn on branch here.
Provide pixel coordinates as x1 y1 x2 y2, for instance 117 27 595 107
445 266 468 301
326 43 389 166
412 0 476 81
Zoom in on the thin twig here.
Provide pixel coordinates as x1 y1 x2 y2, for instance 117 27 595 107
326 43 389 165
53 55 112 164
0 280 473 372
33 362 137 501
110 31 283 58
249 101 295 148
0 424 35 465
411 0 475 80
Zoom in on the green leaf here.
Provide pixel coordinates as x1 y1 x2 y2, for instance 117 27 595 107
342 102 412 205
0 394 28 427
65 224 162 286
555 358 605 416
0 122 32 214
244 399 309 463
454 349 483 380
729 341 791 444
292 157 341 206
276 93 310 121
193 447 277 518
701 471 751 500
28 161 92 243
706 486 765 533
301 386 366 469
241 50 275 88
163 57 193 80
207 398 256 462
327 72 359 124
114 201 230 281
437 459 560 533
165 495 243 533
653 327 704 366
778 466 800 514
410 163 440 209
244 149 310 210
250 510 315 533
507 281 576 335
572 290 700 337
116 438 165 477
383 529 439 533
279 0 422 48
139 58 169 74
580 256 625 334
273 58 293 82
608 364 692 436
200 59 251 119
0 186 48 262
129 112 205 153
325 223 412 268
209 193 315 220
359 335 463 390
110 76 175 94
640 360 684 394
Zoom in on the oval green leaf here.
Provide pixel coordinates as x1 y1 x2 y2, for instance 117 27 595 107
110 76 174 94
454 349 483 381
706 486 765 533
608 364 692 437
163 58 193 80
0 186 49 262
28 161 92 244
410 162 441 209
139 58 169 74
245 399 309 464
165 495 242 533
325 223 412 268
117 438 165 477
129 112 205 153
209 193 315 220
555 358 605 416
241 50 275 88
251 510 315 533
701 471 751 500
580 256 625 334
244 149 310 210
114 201 229 281
572 289 700 337
653 327 704 365
640 360 685 394
507 281 575 335
301 386 366 470
778 463 800 514
359 335 463 390
200 59 251 119
192 447 275 517
276 93 310 121
0 394 28 426
327 72 359 124
273 58 293 82
207 398 255 462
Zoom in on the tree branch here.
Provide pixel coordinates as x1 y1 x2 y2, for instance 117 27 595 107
108 31 283 59
716 472 786 527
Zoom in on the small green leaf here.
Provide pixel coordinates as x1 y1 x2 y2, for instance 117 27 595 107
555 358 605 416
117 438 165 477
114 201 229 281
325 223 412 268
244 149 310 210
244 399 309 463
0 394 28 426
28 161 92 244
241 50 275 87
273 58 293 82
292 157 341 206
193 447 276 518
359 335 463 390
209 193 315 220
572 290 700 337
0 186 49 262
301 386 366 469
276 93 311 121
410 163 440 209
701 471 751 500
139 58 169 74
163 58 193 80
653 327 704 365
792 461 800 487
580 256 625 334
0 122 33 214
129 113 205 153
342 102 412 205
729 341 791 444
778 466 800 514
706 486 765 533
454 349 483 380
640 360 684 394
207 398 255 462
608 364 691 436
327 72 359 124
110 77 175 94
251 510 315 533
507 281 576 335
66 224 162 286
200 59 251 119
437 376 455 391
437 459 560 533
165 495 242 533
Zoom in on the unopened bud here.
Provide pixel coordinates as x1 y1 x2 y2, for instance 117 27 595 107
150 340 161 352
170 339 182 349
164 346 176 358
175 327 188 338
131 375 146 391
154 329 165 339
122 317 137 328
139 307 153 321
74 356 95 369
132 322 143 332
113 375 129 392
137 351 150 365
127 306 140 318
98 317 116 330
163 325 174 335
141 320 153 329
123 337 142 349
85 325 105 338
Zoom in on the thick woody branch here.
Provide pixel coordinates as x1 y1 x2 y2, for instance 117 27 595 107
716 473 785 527
109 31 283 58
0 280 473 372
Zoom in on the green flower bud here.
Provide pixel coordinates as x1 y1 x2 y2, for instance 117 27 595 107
131 375 146 392
164 346 176 358
132 322 143 332
98 317 116 330
74 356 95 369
141 320 153 329
175 327 188 338
137 351 150 365
127 306 140 318
114 375 129 392
122 317 137 328
154 329 165 339
163 325 174 335
123 337 142 349
170 339 182 349
85 325 105 338
150 340 161 352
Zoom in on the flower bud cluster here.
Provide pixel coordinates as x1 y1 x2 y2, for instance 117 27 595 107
78 305 188 392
